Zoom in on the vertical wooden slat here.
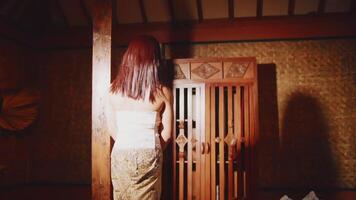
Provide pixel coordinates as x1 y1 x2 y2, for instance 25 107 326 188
187 87 193 200
318 0 326 14
195 86 202 200
234 171 238 198
288 0 296 15
218 86 225 200
178 88 185 200
173 88 177 200
352 0 356 13
112 0 119 26
210 86 216 199
228 0 234 20
249 88 255 200
196 0 203 22
54 0 69 27
179 151 184 200
227 86 234 200
80 0 92 26
250 65 259 200
243 86 250 198
257 0 263 17
139 0 148 23
234 86 243 199
204 85 211 200
91 0 112 200
167 0 175 22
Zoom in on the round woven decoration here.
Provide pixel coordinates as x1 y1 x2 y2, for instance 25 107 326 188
0 89 40 131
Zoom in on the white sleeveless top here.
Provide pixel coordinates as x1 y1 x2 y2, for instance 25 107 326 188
114 110 161 149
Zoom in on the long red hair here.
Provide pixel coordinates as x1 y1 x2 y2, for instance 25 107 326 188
111 35 162 102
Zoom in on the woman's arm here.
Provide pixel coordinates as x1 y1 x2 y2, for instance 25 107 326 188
160 86 173 150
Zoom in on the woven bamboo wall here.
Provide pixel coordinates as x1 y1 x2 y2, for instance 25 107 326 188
165 38 356 189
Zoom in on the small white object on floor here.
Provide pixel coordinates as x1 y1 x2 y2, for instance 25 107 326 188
302 191 319 200
280 191 319 200
280 195 293 200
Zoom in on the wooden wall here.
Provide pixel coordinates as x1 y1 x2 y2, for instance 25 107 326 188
30 48 124 182
0 38 34 186
31 49 92 183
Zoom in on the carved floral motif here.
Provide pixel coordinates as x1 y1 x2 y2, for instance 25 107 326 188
192 63 220 79
226 62 250 78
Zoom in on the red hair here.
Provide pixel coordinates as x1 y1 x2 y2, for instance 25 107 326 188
111 35 161 102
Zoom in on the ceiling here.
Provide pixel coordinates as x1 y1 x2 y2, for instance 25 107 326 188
0 0 354 31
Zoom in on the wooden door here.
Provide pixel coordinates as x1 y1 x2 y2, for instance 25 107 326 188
205 83 254 200
172 57 258 200
173 83 205 200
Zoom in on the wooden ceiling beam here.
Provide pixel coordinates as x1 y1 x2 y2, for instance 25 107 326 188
38 13 356 49
257 0 263 17
80 0 92 26
318 0 327 14
196 0 203 22
167 0 175 22
228 0 234 20
139 0 148 23
54 0 69 27
288 0 296 16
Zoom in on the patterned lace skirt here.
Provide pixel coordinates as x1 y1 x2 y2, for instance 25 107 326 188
111 133 162 200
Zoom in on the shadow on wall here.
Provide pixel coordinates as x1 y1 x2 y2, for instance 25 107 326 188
257 63 280 188
280 92 337 188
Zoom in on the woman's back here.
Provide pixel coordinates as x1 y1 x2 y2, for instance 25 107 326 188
108 90 164 112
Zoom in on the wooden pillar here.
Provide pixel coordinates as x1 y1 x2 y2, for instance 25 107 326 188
91 0 112 200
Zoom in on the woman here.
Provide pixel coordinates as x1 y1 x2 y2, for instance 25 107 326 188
107 35 173 200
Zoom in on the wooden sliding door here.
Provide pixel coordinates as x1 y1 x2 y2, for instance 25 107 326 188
172 57 258 200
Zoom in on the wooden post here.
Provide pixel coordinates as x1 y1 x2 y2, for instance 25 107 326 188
91 0 112 200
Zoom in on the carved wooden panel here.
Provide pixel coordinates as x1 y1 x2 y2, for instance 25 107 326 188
173 57 256 83
191 62 222 80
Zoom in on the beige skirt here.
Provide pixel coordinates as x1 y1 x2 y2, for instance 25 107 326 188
111 134 162 200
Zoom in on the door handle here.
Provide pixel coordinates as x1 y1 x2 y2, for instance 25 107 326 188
201 142 205 154
205 142 210 154
201 142 210 154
